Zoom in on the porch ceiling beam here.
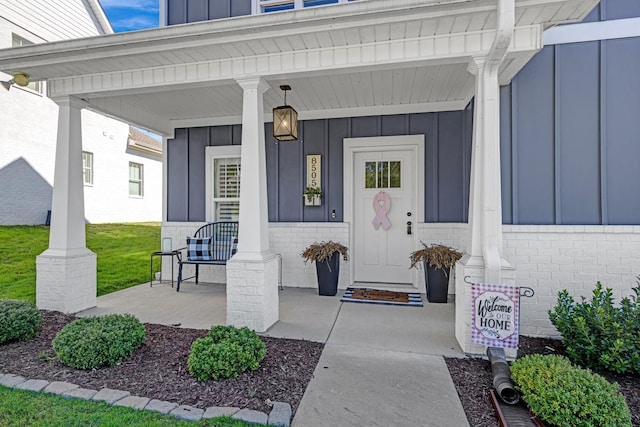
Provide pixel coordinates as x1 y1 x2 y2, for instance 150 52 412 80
498 52 539 85
87 98 171 135
170 99 471 129
48 25 541 99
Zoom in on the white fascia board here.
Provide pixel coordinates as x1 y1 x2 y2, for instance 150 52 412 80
47 24 539 99
0 0 492 67
86 0 114 34
544 17 640 45
0 0 597 77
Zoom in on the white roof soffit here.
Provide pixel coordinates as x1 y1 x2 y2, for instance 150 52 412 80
0 0 598 132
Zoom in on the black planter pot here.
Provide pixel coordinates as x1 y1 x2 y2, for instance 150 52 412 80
315 252 340 296
424 262 450 303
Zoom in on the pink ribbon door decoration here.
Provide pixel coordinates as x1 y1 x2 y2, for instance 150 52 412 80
372 192 391 230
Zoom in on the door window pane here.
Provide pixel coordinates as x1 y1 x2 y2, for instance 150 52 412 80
365 162 376 188
365 161 401 189
389 161 401 188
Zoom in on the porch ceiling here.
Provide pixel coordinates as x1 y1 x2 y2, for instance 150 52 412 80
0 0 598 134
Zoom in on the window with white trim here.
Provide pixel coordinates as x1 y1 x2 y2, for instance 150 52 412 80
206 146 241 222
256 0 355 14
11 35 43 94
129 162 144 197
82 151 93 185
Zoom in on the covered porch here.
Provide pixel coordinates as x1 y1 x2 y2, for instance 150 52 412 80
0 0 598 354
77 281 462 356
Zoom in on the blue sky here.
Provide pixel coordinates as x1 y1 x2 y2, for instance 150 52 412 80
100 0 159 32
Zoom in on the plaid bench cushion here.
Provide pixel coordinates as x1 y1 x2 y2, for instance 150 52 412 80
186 236 213 261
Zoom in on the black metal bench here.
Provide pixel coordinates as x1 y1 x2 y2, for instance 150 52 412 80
176 222 239 291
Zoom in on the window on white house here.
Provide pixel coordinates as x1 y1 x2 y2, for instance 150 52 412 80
257 0 354 13
11 35 43 94
206 146 241 222
129 162 144 197
82 151 93 185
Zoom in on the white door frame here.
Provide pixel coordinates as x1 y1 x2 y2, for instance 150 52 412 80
344 135 425 287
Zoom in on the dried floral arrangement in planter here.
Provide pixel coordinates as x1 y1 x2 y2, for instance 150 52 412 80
301 241 349 263
409 242 462 271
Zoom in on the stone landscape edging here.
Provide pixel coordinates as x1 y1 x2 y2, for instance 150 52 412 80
0 372 291 426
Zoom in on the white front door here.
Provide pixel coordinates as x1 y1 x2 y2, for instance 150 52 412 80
353 149 415 284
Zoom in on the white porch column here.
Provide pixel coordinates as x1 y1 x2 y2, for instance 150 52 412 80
464 57 510 282
36 96 96 313
455 0 519 356
455 57 516 355
226 77 279 332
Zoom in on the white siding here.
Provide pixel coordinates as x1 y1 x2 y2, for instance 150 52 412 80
82 111 162 224
0 11 161 225
0 0 104 43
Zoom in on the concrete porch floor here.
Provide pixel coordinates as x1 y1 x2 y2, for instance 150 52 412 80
77 282 469 426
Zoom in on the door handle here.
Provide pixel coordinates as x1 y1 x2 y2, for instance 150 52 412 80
406 221 412 235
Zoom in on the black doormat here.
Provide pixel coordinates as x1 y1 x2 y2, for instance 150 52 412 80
341 287 423 307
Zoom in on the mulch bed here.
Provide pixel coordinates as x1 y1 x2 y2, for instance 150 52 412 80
445 336 640 427
0 311 324 415
3 312 639 425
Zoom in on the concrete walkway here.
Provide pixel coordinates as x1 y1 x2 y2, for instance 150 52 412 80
78 282 470 427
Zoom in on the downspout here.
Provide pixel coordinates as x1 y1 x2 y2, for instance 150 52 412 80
482 0 514 283
486 0 515 72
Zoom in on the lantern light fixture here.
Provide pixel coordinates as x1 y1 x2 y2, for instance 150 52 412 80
273 84 298 141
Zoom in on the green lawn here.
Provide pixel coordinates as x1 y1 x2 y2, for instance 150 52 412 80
0 386 259 426
0 223 162 302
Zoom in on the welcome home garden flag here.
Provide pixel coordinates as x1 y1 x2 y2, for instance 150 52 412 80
471 283 520 349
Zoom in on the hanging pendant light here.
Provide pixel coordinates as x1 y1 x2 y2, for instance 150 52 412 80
273 84 298 141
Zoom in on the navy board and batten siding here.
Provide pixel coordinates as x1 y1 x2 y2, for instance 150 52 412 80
166 0 640 226
166 111 474 224
167 0 251 25
500 37 640 226
164 0 640 26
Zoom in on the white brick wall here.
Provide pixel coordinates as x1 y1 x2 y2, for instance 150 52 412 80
503 225 640 337
269 222 350 289
36 250 97 313
162 222 351 288
417 223 468 253
416 223 468 294
226 254 279 332
163 221 640 339
419 223 640 337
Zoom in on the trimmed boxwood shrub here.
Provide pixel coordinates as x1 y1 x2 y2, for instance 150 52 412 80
53 314 146 370
188 325 266 381
511 354 632 427
549 282 640 374
0 299 42 344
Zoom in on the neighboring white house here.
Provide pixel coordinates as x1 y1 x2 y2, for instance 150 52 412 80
2 0 639 356
0 0 161 225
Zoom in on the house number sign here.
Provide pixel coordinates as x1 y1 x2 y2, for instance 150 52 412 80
306 155 321 189
471 283 520 349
